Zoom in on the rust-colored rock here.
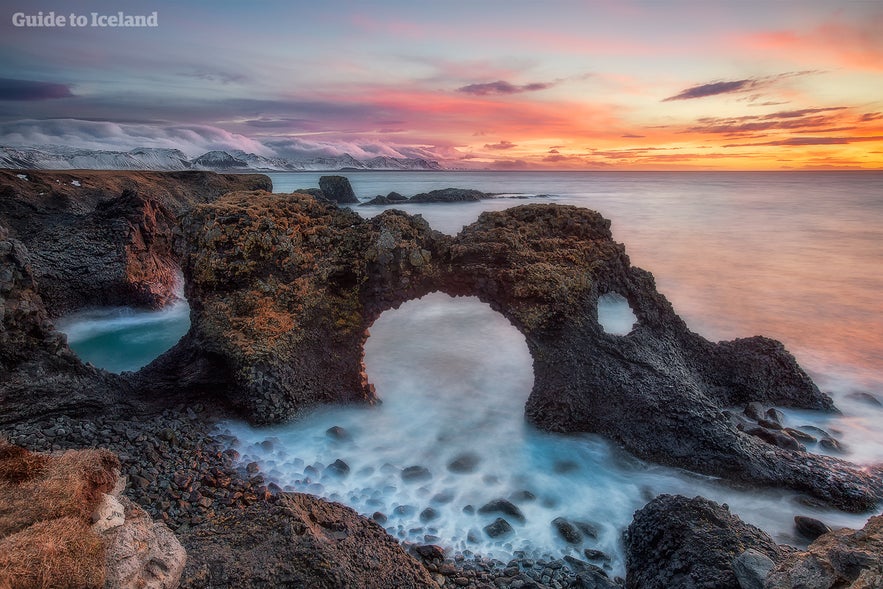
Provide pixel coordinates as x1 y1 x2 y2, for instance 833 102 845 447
180 493 438 589
765 515 883 589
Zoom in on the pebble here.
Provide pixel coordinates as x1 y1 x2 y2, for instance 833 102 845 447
3 409 625 589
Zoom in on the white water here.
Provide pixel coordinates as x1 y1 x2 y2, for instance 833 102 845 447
55 171 883 574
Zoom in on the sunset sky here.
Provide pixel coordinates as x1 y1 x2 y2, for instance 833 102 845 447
1 0 882 169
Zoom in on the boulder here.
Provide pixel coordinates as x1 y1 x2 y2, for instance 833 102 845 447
179 493 437 588
732 549 775 589
318 175 358 204
794 515 832 541
624 495 783 589
102 497 186 589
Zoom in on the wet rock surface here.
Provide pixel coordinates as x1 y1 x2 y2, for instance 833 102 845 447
624 495 785 589
161 191 881 509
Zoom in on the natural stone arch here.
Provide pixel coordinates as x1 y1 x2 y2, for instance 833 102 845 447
139 191 880 511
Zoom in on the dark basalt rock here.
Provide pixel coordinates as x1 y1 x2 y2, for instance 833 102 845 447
478 499 526 524
624 495 784 589
794 515 832 540
483 518 513 538
409 188 490 202
0 169 270 316
179 492 438 588
447 452 480 473
0 224 128 425
552 517 583 544
153 192 881 510
318 175 358 204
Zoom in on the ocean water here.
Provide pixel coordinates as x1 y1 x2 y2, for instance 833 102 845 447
57 171 883 573
55 299 190 374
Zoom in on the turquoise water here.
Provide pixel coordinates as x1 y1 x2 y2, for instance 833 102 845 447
55 171 883 572
56 300 189 373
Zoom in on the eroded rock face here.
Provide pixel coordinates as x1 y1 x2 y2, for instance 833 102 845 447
159 192 881 510
765 515 883 589
179 492 437 589
624 495 784 589
0 225 124 424
0 170 271 315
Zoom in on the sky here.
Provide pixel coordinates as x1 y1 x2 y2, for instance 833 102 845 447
1 0 882 170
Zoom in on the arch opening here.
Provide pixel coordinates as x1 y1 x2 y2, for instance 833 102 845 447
597 291 638 335
54 279 190 374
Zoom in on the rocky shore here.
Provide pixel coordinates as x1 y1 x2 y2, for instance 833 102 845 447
1 171 881 587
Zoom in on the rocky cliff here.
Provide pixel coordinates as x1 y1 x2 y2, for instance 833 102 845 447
0 170 271 316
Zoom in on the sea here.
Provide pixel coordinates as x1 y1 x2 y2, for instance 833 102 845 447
56 171 883 574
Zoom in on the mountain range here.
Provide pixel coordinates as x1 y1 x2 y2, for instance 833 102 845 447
0 146 444 172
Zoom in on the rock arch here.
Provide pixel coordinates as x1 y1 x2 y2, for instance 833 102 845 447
137 190 880 511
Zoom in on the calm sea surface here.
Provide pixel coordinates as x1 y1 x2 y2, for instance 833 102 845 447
59 171 883 572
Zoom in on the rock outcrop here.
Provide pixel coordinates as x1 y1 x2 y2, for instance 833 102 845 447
624 495 785 589
0 170 271 315
318 175 358 204
179 492 437 589
765 514 883 589
0 224 124 424
0 441 184 589
153 192 880 510
625 495 883 589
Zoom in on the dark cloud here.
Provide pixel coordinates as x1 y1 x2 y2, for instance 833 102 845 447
663 71 820 102
761 107 847 119
860 112 883 122
724 136 883 147
484 140 517 150
458 80 552 95
686 107 851 134
620 133 645 138
663 79 755 101
548 148 559 154
0 78 74 101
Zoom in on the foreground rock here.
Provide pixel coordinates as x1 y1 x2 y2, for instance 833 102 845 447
0 441 184 589
153 192 880 509
624 495 784 589
0 169 271 315
766 515 883 589
626 495 883 589
179 492 437 588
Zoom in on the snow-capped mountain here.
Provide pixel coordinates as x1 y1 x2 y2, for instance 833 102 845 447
0 145 443 171
0 146 192 171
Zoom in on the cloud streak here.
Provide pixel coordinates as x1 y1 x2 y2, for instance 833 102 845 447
484 140 517 150
663 71 819 101
457 80 552 96
0 78 74 101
